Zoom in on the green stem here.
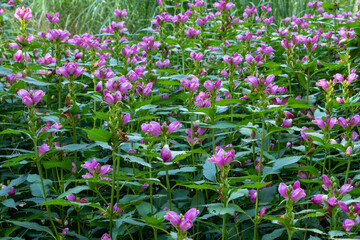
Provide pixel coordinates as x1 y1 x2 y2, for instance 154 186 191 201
165 165 172 210
109 145 119 238
254 116 266 240
149 157 154 214
77 211 81 235
322 148 327 175
222 214 227 240
345 156 352 185
30 108 59 239
182 48 185 75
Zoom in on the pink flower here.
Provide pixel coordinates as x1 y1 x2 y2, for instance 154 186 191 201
66 194 76 202
278 183 288 198
179 219 193 231
168 122 182 133
204 80 215 91
149 121 161 137
114 9 127 18
164 211 181 227
184 208 200 221
290 188 306 202
14 7 32 21
282 119 292 128
56 62 87 78
344 146 352 156
339 184 353 196
46 12 59 23
38 144 49 156
101 233 112 240
259 208 266 217
315 79 329 90
160 144 172 162
104 92 114 105
342 219 355 232
122 113 131 125
327 197 337 207
208 148 235 168
190 51 204 61
245 76 259 87
311 194 327 205
248 189 257 202
338 201 349 213
14 50 23 62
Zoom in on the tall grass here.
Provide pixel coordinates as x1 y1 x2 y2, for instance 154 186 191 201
30 0 159 35
29 0 359 35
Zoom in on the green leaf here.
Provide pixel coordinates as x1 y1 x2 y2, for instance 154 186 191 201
207 203 244 216
57 144 91 152
42 157 73 170
58 186 91 199
293 228 326 235
2 199 17 209
261 229 285 240
21 77 54 86
228 188 248 202
123 155 150 168
329 230 346 238
8 221 54 238
41 199 104 210
203 160 217 182
264 156 302 176
158 167 196 176
0 174 28 196
0 129 22 135
83 128 112 142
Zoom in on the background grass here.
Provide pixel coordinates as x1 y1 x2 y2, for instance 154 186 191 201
28 0 360 35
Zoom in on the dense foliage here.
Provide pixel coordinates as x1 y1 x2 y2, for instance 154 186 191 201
1 0 360 239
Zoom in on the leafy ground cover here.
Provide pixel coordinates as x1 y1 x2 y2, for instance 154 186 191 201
1 0 360 239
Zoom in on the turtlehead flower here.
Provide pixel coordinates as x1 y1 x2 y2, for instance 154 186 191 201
160 144 172 162
14 7 32 21
57 62 87 78
81 158 113 180
164 208 199 232
114 9 127 18
101 233 112 240
180 76 199 92
190 51 204 61
17 89 45 106
343 219 355 232
208 147 235 169
38 144 50 156
278 181 306 202
46 12 59 23
312 116 337 130
311 194 327 205
141 121 162 137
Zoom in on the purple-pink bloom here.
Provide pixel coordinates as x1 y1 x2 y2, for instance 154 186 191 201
160 144 172 162
179 218 193 231
245 76 259 88
290 188 306 202
38 144 49 156
66 194 76 202
338 201 350 213
168 122 182 133
184 208 200 221
101 233 112 240
164 211 181 227
315 79 329 90
278 183 288 198
339 184 353 196
311 194 327 205
342 219 355 232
